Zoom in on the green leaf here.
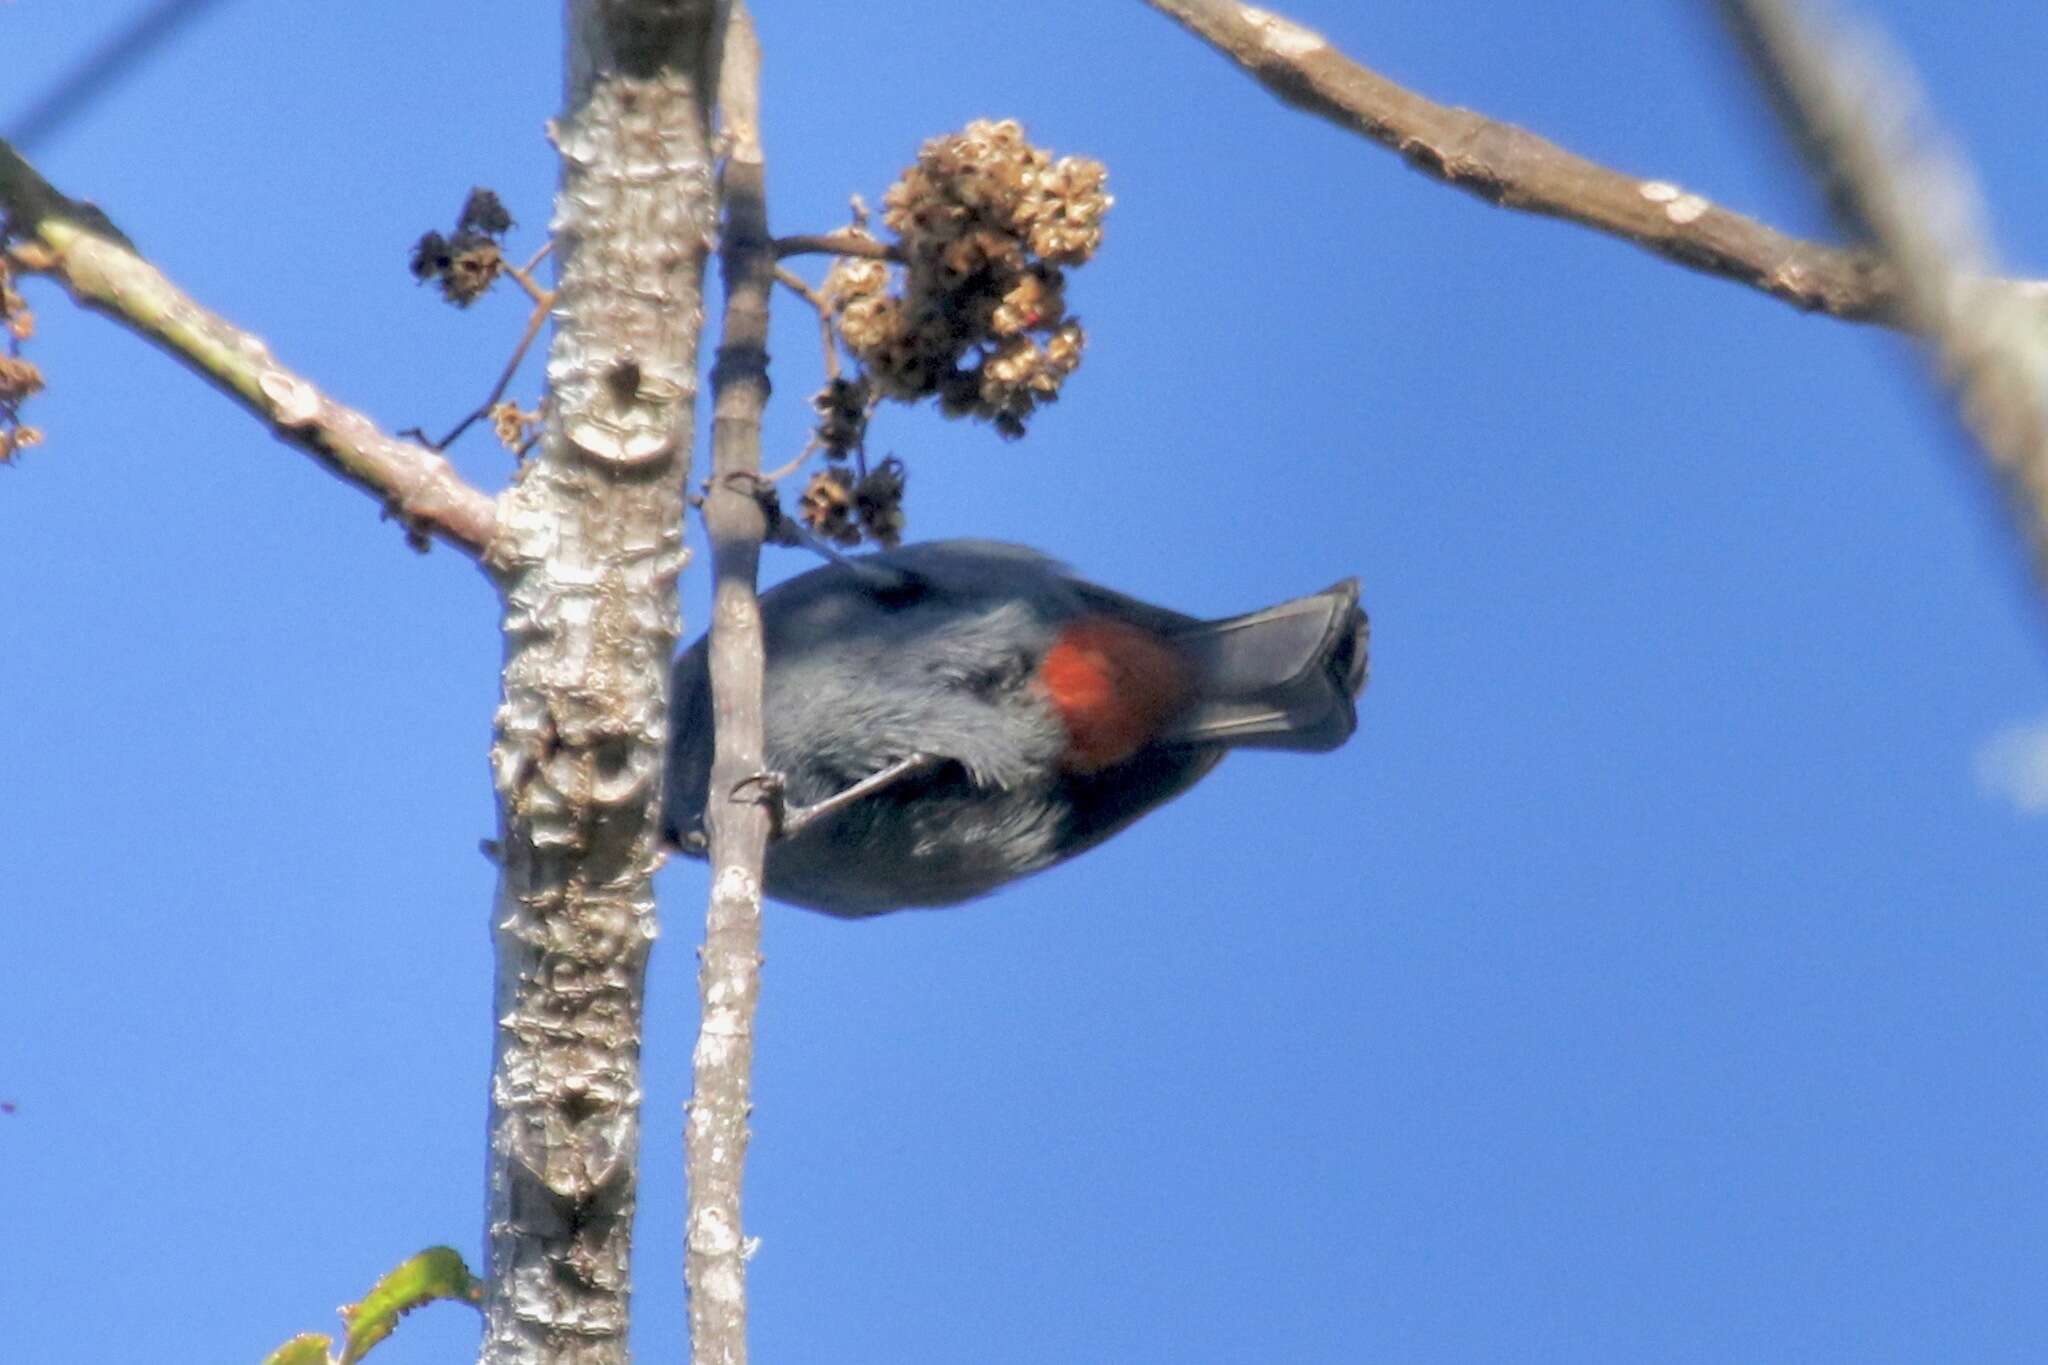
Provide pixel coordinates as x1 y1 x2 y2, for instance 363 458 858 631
336 1246 483 1365
260 1333 334 1365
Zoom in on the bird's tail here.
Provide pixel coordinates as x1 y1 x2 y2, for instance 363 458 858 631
1161 580 1368 752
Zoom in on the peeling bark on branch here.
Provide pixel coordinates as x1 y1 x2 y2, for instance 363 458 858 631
687 6 773 1363
0 140 496 556
1139 0 2045 326
478 3 722 1362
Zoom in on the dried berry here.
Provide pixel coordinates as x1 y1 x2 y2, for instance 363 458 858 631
409 188 516 307
799 466 860 546
457 188 513 238
853 458 907 548
811 376 871 459
489 400 539 454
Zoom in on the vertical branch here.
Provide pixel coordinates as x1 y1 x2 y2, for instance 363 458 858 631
688 5 773 1363
1713 0 2048 596
479 4 722 1363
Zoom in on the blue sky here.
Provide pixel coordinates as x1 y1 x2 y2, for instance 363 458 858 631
5 2 2047 1361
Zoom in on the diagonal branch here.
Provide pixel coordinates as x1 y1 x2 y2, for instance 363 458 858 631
1710 0 2048 593
0 139 497 557
1138 0 2043 327
687 4 774 1361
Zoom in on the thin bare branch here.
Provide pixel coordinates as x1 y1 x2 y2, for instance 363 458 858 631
425 295 552 452
773 230 898 263
478 2 723 1360
518 240 556 277
758 440 817 485
1711 0 2048 591
0 139 497 556
774 266 840 382
502 261 553 307
687 5 773 1362
1139 0 2043 326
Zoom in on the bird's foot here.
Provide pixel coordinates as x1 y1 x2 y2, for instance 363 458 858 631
730 753 939 841
729 770 797 839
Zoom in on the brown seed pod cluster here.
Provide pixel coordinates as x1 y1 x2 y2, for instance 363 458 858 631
410 188 514 308
810 375 872 461
827 120 1108 439
488 400 539 454
799 466 858 545
798 458 907 549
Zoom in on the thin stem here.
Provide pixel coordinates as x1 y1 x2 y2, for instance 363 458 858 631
774 265 839 381
773 230 898 262
687 4 773 1363
760 437 819 485
503 262 551 306
429 293 554 451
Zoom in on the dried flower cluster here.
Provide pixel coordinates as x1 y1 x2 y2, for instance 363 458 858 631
811 375 871 461
489 400 539 454
826 120 1108 439
410 188 513 307
798 458 906 548
0 257 42 462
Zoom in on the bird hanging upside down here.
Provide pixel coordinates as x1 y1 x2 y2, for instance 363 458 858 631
663 540 1368 916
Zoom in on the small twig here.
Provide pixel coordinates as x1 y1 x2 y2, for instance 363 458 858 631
1138 0 2046 327
501 261 551 306
517 239 554 276
0 138 497 557
760 438 819 485
428 292 554 451
772 230 899 262
688 5 773 1363
1711 0 2048 596
774 265 839 382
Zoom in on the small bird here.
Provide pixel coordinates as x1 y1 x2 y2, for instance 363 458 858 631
664 540 1367 916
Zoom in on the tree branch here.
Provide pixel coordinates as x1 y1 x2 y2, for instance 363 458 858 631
0 139 496 556
688 5 773 1362
1710 0 2048 593
478 3 723 1361
773 230 898 262
1138 0 2043 326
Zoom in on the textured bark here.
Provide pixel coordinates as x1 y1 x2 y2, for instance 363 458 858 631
0 140 496 556
687 7 773 1363
1712 0 2048 596
478 4 722 1362
1139 0 2046 327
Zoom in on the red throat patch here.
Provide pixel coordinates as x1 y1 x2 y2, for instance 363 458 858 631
1038 617 1191 773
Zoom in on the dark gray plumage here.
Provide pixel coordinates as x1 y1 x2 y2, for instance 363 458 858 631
664 540 1367 916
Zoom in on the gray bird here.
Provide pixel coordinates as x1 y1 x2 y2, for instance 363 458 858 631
663 540 1367 916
